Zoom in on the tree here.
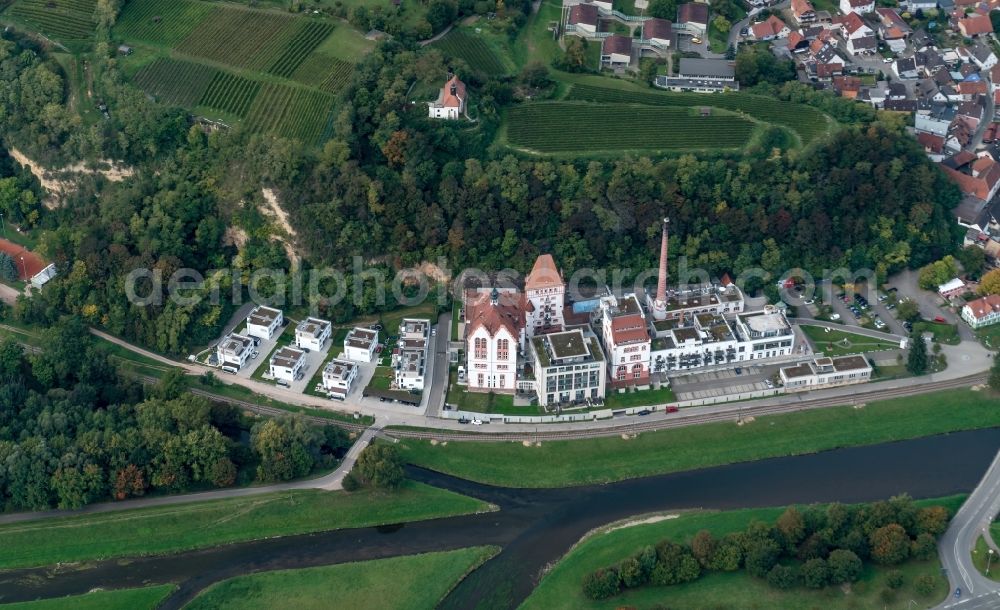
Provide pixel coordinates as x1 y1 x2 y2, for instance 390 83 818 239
691 530 718 567
619 557 645 588
554 38 590 72
651 541 701 585
744 539 781 578
914 506 949 537
917 255 958 290
582 567 620 600
827 549 863 584
980 268 1000 296
356 444 405 489
870 524 911 565
801 557 830 589
766 564 798 589
251 419 313 482
713 15 731 34
885 569 904 589
956 246 986 279
914 574 937 596
519 62 552 90
709 539 743 571
895 298 921 323
0 253 17 283
776 507 806 549
113 464 146 500
907 332 928 376
911 532 937 560
647 0 677 19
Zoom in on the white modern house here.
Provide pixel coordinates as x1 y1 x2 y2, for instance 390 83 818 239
779 355 873 390
269 346 306 384
217 333 254 372
344 327 379 362
530 328 607 407
322 358 358 399
394 318 430 391
962 294 1000 328
295 317 332 351
246 306 283 340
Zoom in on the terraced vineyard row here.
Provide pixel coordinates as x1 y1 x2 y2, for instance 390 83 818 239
566 84 831 145
431 30 509 76
292 55 354 93
115 0 216 46
200 72 261 117
506 103 755 153
176 7 301 71
5 0 97 41
132 57 219 107
268 21 334 78
244 83 334 144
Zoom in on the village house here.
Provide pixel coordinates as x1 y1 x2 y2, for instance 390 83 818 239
601 35 633 67
941 152 1000 202
780 356 873 391
246 306 283 341
269 346 306 385
840 0 875 14
217 333 254 373
970 43 998 70
938 277 967 299
751 15 790 41
962 294 1000 328
847 34 877 55
838 12 874 40
642 18 673 47
428 74 466 120
833 75 863 98
294 317 331 351
567 3 599 34
677 3 709 35
321 359 358 399
343 327 378 362
792 0 816 24
958 13 993 37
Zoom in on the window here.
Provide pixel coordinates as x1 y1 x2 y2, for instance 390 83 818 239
499 375 506 388
474 337 487 359
497 338 509 360
477 373 484 387
632 363 643 379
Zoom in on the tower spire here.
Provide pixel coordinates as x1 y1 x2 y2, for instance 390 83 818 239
652 217 669 321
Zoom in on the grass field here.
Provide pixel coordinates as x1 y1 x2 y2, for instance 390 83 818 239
564 82 832 146
0 585 177 610
0 482 489 570
504 102 756 154
431 29 510 76
914 320 961 345
972 536 1000 580
187 547 499 610
604 385 677 409
801 325 899 357
4 0 97 42
397 388 1000 488
522 499 960 610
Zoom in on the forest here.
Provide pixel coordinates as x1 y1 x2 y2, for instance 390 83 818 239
0 317 349 511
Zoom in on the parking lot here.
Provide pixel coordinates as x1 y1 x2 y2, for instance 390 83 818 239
670 363 784 401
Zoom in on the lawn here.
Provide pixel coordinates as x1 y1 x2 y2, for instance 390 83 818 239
604 385 676 409
397 388 1000 488
0 585 177 610
186 547 499 610
914 321 960 345
522 498 961 610
800 325 900 357
971 535 1000 580
977 323 1000 350
503 102 757 154
367 365 395 391
445 383 538 415
0 482 490 570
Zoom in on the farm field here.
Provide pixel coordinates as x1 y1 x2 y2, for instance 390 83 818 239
3 0 97 42
431 29 511 76
565 83 832 145
504 102 756 154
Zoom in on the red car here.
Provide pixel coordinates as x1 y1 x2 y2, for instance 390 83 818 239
934 316 946 323
666 406 679 413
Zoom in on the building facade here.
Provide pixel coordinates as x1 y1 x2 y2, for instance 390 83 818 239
428 75 466 119
269 346 305 384
394 318 430 391
465 287 524 393
524 254 565 336
322 359 358 399
530 328 606 407
295 317 332 351
246 306 283 340
598 293 651 389
962 294 1000 328
344 327 379 362
217 333 254 372
780 355 872 390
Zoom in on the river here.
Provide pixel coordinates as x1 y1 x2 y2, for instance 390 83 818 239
1 428 997 609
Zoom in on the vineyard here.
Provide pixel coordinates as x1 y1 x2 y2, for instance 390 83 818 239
4 0 97 41
505 103 756 153
200 72 262 117
132 58 219 107
565 84 831 145
268 21 335 78
431 30 509 76
292 55 355 93
244 83 334 144
176 8 303 71
115 0 215 46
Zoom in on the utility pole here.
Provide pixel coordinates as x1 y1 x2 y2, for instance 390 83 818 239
19 255 27 280
0 212 5 239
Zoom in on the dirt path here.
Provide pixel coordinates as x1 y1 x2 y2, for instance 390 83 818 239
261 188 301 270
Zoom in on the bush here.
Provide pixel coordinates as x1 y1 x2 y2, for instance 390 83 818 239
886 569 904 589
356 443 405 489
800 557 829 589
766 564 798 589
880 587 898 603
619 557 645 588
911 532 937 560
582 567 621 600
341 471 361 491
915 574 937 596
745 539 782 578
651 541 701 585
827 549 863 584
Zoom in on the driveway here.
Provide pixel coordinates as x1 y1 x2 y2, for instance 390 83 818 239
422 312 450 417
890 269 976 341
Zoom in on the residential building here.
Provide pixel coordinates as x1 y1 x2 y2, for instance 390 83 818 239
792 0 817 23
643 18 673 47
465 288 524 393
839 12 874 39
677 3 709 35
962 294 1000 328
530 328 607 407
601 35 632 66
321 359 358 399
344 327 379 362
394 318 430 391
840 0 874 13
428 75 466 119
729 308 797 361
524 254 566 337
940 153 1000 202
780 356 873 390
970 43 998 70
246 306 283 340
833 75 863 98
751 15 790 40
847 35 877 55
938 277 966 298
269 346 306 384
567 3 599 34
217 333 254 372
598 293 651 389
295 317 332 351
958 13 993 37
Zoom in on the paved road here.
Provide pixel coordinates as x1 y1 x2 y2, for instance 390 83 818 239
0 423 384 526
787 317 904 342
938 449 1000 609
423 311 451 417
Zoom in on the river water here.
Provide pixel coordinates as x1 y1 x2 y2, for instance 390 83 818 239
1 428 997 609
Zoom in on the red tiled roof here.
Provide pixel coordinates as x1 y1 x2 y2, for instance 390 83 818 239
916 132 945 153
959 14 993 36
941 160 1000 200
958 80 989 95
643 17 673 40
752 15 787 39
610 314 649 344
792 0 815 17
525 254 563 291
568 3 598 26
846 0 871 5
677 2 709 25
438 75 466 108
465 289 523 339
602 34 633 55
842 12 867 35
966 294 1000 319
816 62 843 78
788 31 806 49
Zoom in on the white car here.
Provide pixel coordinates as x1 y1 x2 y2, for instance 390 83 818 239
471 418 483 426
883 57 894 63
804 299 815 305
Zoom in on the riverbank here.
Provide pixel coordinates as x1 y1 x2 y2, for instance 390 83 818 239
185 547 499 610
522 496 966 610
0 482 491 570
397 389 999 487
0 585 176 610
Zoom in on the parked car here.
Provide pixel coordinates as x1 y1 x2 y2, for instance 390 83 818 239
471 418 483 426
637 409 651 416
250 350 259 359
934 316 946 323
804 299 815 305
458 417 470 424
666 406 679 413
734 367 743 375
829 313 841 321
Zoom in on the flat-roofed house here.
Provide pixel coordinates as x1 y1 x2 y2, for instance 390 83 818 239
217 333 254 372
530 328 607 407
246 306 283 340
394 318 430 391
322 359 358 399
269 346 306 384
344 327 379 362
780 356 872 390
295 317 332 351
